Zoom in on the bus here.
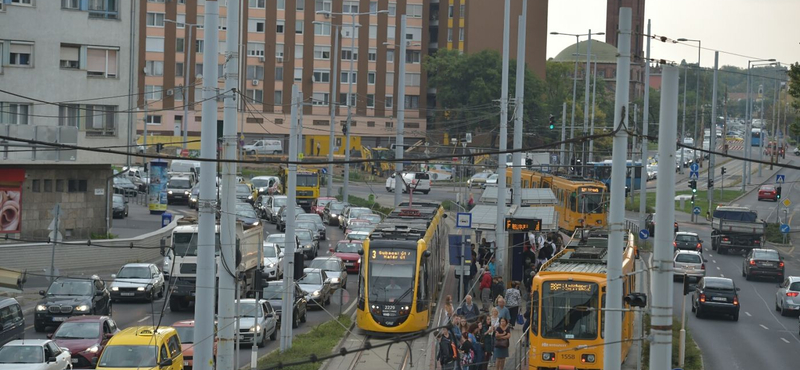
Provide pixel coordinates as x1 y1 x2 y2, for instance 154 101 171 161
356 202 448 334
588 160 643 191
751 128 764 147
505 169 608 233
528 229 637 369
278 166 320 211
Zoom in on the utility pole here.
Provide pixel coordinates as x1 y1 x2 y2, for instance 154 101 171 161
693 47 701 164
343 13 357 204
759 84 765 177
327 25 340 197
495 0 511 279
281 86 300 351
394 15 408 207
604 8 631 370
650 64 679 370
743 64 750 192
560 103 567 167
193 2 219 370
639 20 651 231
183 24 193 149
511 2 527 206
582 29 593 175
217 0 239 367
569 39 579 168
680 65 687 174
708 53 718 218
48 204 61 283
588 55 597 163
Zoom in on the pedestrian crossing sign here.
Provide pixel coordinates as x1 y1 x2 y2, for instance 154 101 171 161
776 174 785 184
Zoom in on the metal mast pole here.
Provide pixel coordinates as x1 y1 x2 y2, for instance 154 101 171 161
693 42 701 163
759 84 765 177
708 52 719 210
193 2 219 370
680 65 687 174
650 64 679 370
327 26 339 197
560 102 567 167
511 2 527 206
280 86 300 351
639 20 651 231
583 30 592 174
589 56 597 162
343 14 356 203
183 25 193 149
394 15 407 206
743 62 751 191
217 0 239 367
569 35 579 167
495 0 511 278
604 8 631 370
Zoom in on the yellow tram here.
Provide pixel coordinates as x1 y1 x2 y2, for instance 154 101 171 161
356 202 448 334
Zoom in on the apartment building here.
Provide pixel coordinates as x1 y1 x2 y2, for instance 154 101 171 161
0 0 135 240
137 0 428 153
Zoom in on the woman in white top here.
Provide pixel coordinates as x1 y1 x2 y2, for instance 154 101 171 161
490 307 500 329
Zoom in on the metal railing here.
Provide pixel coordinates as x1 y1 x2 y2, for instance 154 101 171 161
511 326 530 370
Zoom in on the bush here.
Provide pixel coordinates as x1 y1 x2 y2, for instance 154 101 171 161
765 223 791 244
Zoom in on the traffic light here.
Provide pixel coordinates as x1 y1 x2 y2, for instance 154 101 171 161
691 194 695 204
342 122 348 135
689 180 697 193
777 186 782 199
721 166 727 175
155 143 164 153
548 115 555 130
708 178 714 189
526 158 533 169
624 292 648 307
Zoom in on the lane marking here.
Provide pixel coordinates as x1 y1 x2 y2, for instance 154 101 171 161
781 338 790 344
716 267 720 270
760 324 769 330
25 325 34 330
712 260 717 263
138 315 152 323
720 274 725 277
709 254 714 258
745 312 752 317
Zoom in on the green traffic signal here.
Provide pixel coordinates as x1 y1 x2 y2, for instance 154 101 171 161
549 124 555 129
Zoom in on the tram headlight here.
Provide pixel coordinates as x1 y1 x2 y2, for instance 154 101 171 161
542 352 556 362
398 305 410 315
581 354 596 363
370 304 382 315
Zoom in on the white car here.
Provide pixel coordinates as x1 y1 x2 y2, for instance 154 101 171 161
385 172 431 194
262 238 285 280
344 231 371 241
673 250 706 281
0 340 71 370
235 299 279 348
484 174 499 188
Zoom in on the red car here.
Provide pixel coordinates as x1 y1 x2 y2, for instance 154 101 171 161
330 240 363 273
173 320 217 369
758 185 778 201
312 197 337 217
49 315 119 368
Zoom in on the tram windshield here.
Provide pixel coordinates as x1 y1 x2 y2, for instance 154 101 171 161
541 281 600 340
367 249 417 304
579 192 605 214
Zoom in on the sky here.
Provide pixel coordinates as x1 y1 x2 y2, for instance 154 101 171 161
546 0 800 69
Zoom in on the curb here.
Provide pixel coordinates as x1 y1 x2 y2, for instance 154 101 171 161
317 312 358 370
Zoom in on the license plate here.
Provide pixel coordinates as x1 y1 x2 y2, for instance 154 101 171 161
712 297 727 302
121 292 135 296
72 359 79 364
184 361 189 366
345 262 354 266
763 263 774 267
53 317 67 322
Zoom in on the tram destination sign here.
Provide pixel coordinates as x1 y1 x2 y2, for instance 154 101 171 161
504 218 542 232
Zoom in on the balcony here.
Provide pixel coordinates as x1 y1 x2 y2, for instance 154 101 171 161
88 10 119 20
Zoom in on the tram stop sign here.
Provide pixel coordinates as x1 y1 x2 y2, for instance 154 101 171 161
638 229 649 240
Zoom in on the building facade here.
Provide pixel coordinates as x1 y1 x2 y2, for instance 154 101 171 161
553 40 645 99
605 0 645 62
0 0 135 239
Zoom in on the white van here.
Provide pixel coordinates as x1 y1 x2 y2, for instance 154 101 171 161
243 139 283 155
385 172 431 194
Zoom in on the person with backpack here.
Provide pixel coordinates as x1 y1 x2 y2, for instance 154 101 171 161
459 332 475 370
437 328 459 370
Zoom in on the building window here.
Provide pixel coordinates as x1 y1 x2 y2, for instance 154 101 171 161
85 105 117 136
404 95 419 109
0 103 31 125
405 50 421 64
314 45 330 60
369 25 377 39
388 2 396 16
296 0 304 10
459 28 465 41
405 72 420 86
460 4 465 16
195 40 205 53
145 61 164 76
173 87 185 101
342 25 358 39
341 49 358 61
367 121 375 127
62 0 80 9
277 0 284 10
274 91 283 105
276 44 284 58
56 179 65 192
249 0 265 8
447 29 453 42
385 95 393 108
406 122 419 128
448 5 453 18
58 104 80 127
368 48 377 61
146 12 165 27
340 71 356 84
387 25 395 39
248 19 266 33
196 15 204 28
31 180 40 193
294 68 303 81
369 1 377 12
387 49 394 62
386 71 394 86
9 42 33 66
59 44 81 69
366 94 375 108
315 0 331 13
218 17 227 30
88 0 119 19
343 1 358 13
247 42 265 57
246 65 265 80
294 45 304 60
145 85 163 101
313 70 330 83
314 22 331 36
145 37 164 52
296 20 304 34
276 20 285 34
407 4 422 18
43 179 53 192
367 71 376 84
313 120 327 126
385 121 394 128
312 92 329 106
275 66 283 80
407 27 422 42
176 38 185 53
194 87 203 103
146 115 162 125
175 14 185 28
339 93 356 106
176 62 184 77
246 89 263 103
87 48 118 77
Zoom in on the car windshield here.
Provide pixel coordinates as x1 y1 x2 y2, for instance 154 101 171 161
368 249 416 304
350 209 372 219
266 234 285 243
297 230 313 242
297 214 321 223
330 202 345 212
299 271 323 285
47 280 93 296
113 196 125 206
235 203 252 212
296 222 316 231
541 281 599 340
347 233 369 240
473 173 491 179
336 242 362 253
675 235 698 242
350 227 373 234
262 284 284 300
174 326 194 344
0 346 44 364
761 186 774 191
115 177 135 186
54 322 100 339
317 198 333 207
362 214 382 224
239 302 260 317
168 179 192 189
488 174 498 181
98 345 157 368
310 260 340 271
263 245 278 257
273 197 287 207
236 184 251 194
117 266 152 279
675 254 702 264
753 250 780 261
237 209 257 218
297 173 318 187
251 179 269 188
173 232 222 257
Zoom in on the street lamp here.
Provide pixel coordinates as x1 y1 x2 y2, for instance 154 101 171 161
317 9 389 203
550 31 604 172
677 38 702 164
743 58 776 189
313 20 344 197
165 18 201 150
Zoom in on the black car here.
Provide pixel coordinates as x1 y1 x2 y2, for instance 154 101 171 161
322 201 347 226
112 177 137 197
112 194 128 219
188 184 200 209
277 205 305 232
743 248 785 282
236 204 260 229
260 281 308 329
645 213 679 236
691 277 740 321
35 276 112 332
674 232 702 253
0 298 24 347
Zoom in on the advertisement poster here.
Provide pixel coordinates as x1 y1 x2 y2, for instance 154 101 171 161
148 160 168 214
0 187 22 234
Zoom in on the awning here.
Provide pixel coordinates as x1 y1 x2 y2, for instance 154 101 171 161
480 187 557 206
468 204 558 231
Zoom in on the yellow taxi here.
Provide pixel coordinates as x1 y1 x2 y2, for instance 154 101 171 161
95 326 184 370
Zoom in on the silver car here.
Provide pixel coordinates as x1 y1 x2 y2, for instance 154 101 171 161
298 268 333 307
775 276 800 316
264 195 288 223
296 229 318 259
296 213 326 240
262 239 284 280
309 256 347 289
235 299 278 348
673 250 706 281
109 263 165 302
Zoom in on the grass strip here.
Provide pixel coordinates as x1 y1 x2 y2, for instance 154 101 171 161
625 189 742 216
640 314 703 370
258 315 352 370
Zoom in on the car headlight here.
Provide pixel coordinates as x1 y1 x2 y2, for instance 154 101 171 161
111 286 119 291
85 345 100 353
137 286 146 291
312 290 321 297
248 195 253 199
267 263 275 268
252 221 260 226
331 214 337 218
36 304 47 312
250 325 262 332
357 258 361 264
75 305 90 312
191 197 197 201
331 278 340 283
184 190 190 195
168 190 173 195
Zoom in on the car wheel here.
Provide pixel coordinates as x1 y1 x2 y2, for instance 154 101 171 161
776 299 781 312
300 310 307 323
695 305 703 318
690 302 696 313
269 327 277 341
292 311 300 328
257 330 266 348
732 312 739 321
742 268 746 277
158 285 164 299
423 190 430 194
745 272 751 281
325 295 331 306
780 301 789 316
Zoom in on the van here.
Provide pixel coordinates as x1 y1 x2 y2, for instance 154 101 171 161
170 160 201 176
96 326 184 370
243 139 283 155
385 172 431 194
0 297 24 347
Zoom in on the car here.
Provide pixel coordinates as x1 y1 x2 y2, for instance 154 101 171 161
673 250 706 281
775 276 800 316
296 229 318 259
385 172 432 194
360 213 382 225
691 277 740 321
346 226 374 236
260 281 307 329
0 339 71 370
261 239 284 280
235 299 278 348
296 213 326 240
112 177 137 198
758 184 778 201
339 207 373 230
109 263 165 302
484 174 499 188
346 219 371 230
35 277 112 332
111 194 128 219
645 213 679 236
0 298 24 348
673 232 703 253
49 316 119 368
262 195 287 223
311 197 337 217
277 205 305 232
95 326 183 370
742 248 785 282
187 184 200 209
235 203 261 229
250 176 281 196
330 240 363 273
309 256 347 289
297 268 333 308
322 201 347 226
165 176 193 204
344 231 371 241
235 183 256 204
467 171 494 188
172 320 217 369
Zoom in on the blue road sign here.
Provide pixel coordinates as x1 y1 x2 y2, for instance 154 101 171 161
693 206 701 215
780 224 791 234
456 212 472 228
776 174 785 184
321 167 327 174
690 163 699 172
689 171 699 180
639 229 650 240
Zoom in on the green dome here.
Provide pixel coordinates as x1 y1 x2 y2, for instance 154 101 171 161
553 39 618 64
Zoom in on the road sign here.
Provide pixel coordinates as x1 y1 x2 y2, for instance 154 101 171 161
456 212 472 228
639 229 650 240
693 206 701 215
780 224 791 234
783 199 792 207
689 171 699 180
690 163 699 172
776 174 785 184
321 167 327 174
